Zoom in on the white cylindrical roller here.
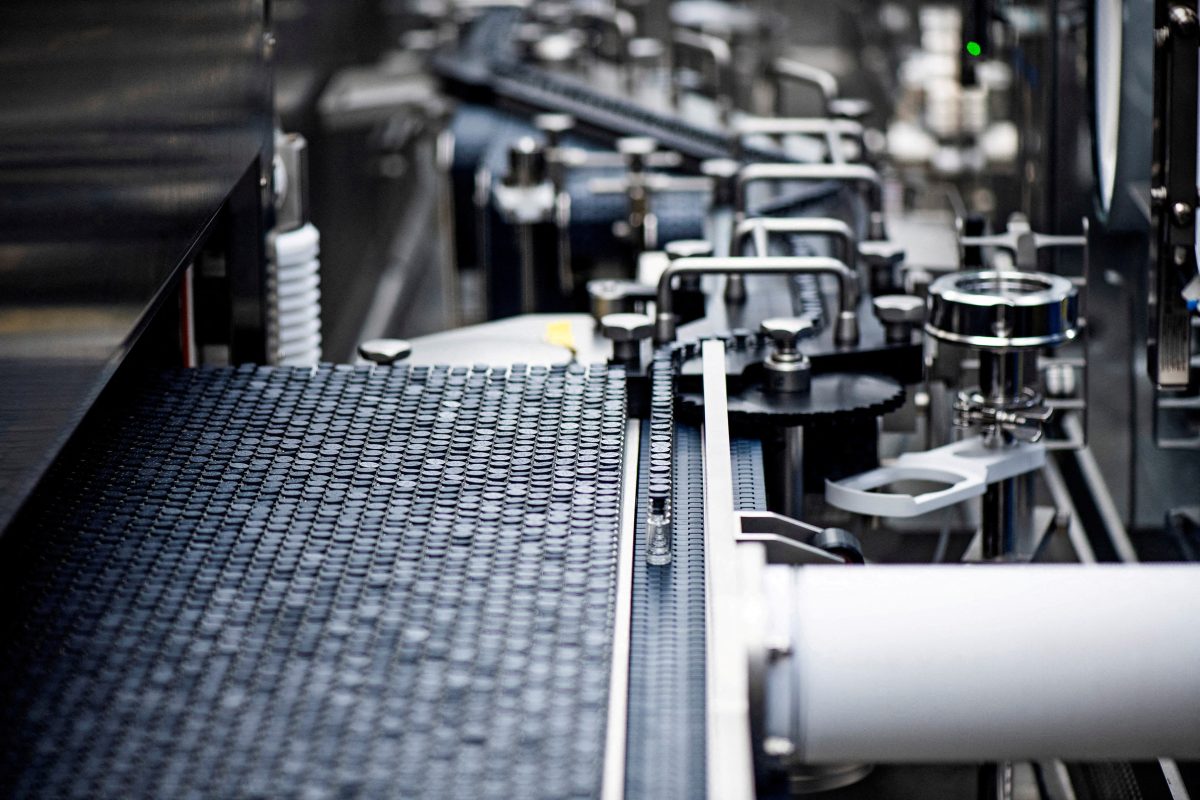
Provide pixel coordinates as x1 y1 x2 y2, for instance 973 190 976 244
772 565 1200 763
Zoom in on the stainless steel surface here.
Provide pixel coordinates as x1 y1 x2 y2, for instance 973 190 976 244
601 418 641 800
0 0 272 533
781 427 806 519
980 473 1036 561
700 339 755 800
926 270 1080 350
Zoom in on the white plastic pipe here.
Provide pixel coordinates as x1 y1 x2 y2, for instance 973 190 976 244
781 565 1200 763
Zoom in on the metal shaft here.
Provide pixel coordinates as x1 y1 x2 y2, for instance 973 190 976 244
977 350 1037 560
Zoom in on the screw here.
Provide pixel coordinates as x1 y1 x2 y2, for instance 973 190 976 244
358 339 413 365
1172 201 1194 226
761 317 814 393
664 239 714 260
601 312 654 364
872 294 926 343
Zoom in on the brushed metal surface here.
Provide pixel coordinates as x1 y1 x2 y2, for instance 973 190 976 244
0 0 273 531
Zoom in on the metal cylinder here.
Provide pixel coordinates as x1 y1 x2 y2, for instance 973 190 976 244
976 349 1037 559
762 564 1200 764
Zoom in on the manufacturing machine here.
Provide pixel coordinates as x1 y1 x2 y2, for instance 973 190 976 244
1 1 1199 799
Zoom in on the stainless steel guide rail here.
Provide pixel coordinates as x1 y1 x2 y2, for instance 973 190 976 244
701 339 755 800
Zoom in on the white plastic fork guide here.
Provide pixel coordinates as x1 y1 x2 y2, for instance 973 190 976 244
824 435 1045 518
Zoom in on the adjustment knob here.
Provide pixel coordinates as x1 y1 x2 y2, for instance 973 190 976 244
664 239 714 260
858 240 906 295
761 317 815 352
601 312 654 365
533 113 574 140
358 338 412 365
761 317 814 393
872 295 926 343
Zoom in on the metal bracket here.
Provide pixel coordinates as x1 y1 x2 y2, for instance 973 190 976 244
734 511 843 565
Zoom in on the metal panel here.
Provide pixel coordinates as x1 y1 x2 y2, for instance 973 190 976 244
0 0 273 532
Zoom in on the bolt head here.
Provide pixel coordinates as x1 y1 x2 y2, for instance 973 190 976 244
700 157 741 179
358 338 412 365
616 136 657 158
534 113 574 134
664 239 713 259
858 239 906 265
601 312 654 342
761 317 815 344
829 97 873 120
872 294 926 324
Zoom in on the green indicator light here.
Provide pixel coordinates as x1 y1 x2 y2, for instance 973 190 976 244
966 41 982 57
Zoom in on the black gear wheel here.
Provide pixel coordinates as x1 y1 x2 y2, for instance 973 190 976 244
677 372 905 428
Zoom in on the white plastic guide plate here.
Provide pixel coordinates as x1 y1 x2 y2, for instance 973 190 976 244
824 435 1045 518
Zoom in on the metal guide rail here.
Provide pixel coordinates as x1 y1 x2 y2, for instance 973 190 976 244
0 363 628 800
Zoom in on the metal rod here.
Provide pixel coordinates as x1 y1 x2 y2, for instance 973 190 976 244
733 162 885 227
653 256 859 343
732 217 857 271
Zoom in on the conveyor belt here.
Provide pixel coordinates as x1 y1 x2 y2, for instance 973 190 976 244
625 422 765 800
0 363 627 800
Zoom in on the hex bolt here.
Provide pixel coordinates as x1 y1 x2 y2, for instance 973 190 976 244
664 239 714 260
588 279 629 321
601 312 654 365
358 339 413 365
872 294 926 343
859 240 906 295
761 317 815 393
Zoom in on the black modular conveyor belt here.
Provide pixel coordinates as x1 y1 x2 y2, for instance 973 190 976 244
0 363 628 800
624 423 765 800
